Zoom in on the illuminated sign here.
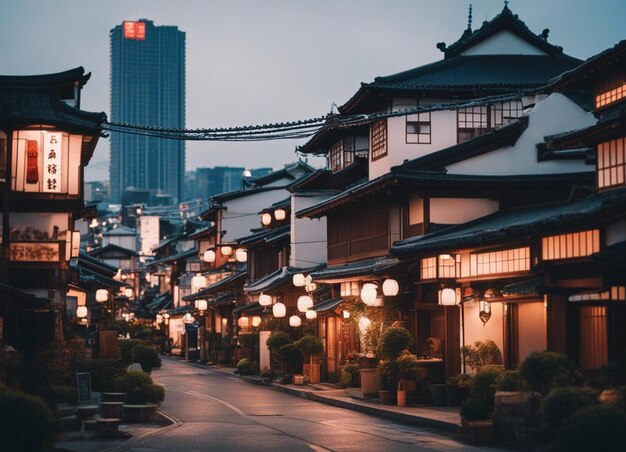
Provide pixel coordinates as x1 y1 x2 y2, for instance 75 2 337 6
10 242 60 262
43 131 62 193
124 21 146 40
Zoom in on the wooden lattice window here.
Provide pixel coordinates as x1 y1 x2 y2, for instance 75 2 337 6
457 106 488 143
542 230 600 261
470 247 530 276
579 306 608 369
342 137 354 167
330 141 342 172
370 119 387 160
420 257 437 280
598 137 626 189
491 100 523 127
596 83 626 109
406 112 431 144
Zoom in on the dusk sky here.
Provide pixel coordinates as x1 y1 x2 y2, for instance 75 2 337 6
1 0 624 181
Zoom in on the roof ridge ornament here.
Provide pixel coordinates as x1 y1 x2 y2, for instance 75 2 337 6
467 3 473 32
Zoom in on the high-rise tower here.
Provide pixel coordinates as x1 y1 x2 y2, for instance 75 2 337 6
109 19 185 204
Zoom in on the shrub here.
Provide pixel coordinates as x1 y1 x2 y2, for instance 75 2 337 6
518 351 581 394
295 335 324 367
113 371 165 405
239 332 259 350
51 385 78 405
278 344 303 374
119 339 148 365
555 405 626 452
134 328 154 342
471 365 504 412
132 345 161 372
461 398 491 421
397 350 426 381
260 367 279 380
0 388 56 451
266 331 291 352
340 363 360 388
378 359 400 390
447 374 473 405
496 370 524 391
378 327 413 360
460 340 502 371
236 358 260 376
83 359 127 392
541 386 599 436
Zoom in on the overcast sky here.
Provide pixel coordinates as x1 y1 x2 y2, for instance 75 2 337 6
1 0 624 181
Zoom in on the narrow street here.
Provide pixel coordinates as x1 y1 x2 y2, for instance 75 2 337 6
121 358 482 451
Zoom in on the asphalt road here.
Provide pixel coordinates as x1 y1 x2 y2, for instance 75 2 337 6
119 357 485 451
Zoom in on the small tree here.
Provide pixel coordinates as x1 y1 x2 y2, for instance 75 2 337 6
266 331 291 370
278 344 303 374
114 371 165 405
295 335 324 370
460 340 502 371
378 327 413 360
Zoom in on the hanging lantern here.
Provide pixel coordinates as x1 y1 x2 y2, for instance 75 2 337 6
305 310 317 320
261 213 272 226
192 273 207 292
196 299 208 312
238 316 249 329
204 249 216 263
96 289 108 303
289 315 302 327
274 208 286 221
438 287 459 306
235 248 248 262
259 293 272 306
343 310 350 319
373 296 384 307
292 273 306 287
183 313 195 323
297 295 314 312
76 306 88 318
124 288 133 298
145 272 151 282
382 279 399 296
361 284 378 306
221 245 233 256
252 316 262 327
156 314 163 324
163 312 170 324
479 300 492 325
273 302 286 318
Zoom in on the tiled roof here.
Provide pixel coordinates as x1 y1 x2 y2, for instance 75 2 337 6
309 257 405 282
238 224 290 247
391 187 626 257
244 267 293 294
183 270 247 301
88 243 139 258
149 247 198 266
0 282 51 309
245 161 315 188
103 226 137 236
312 297 343 312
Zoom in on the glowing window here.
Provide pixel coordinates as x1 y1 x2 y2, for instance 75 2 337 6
595 83 626 109
597 138 626 189
420 257 437 280
124 21 146 40
470 247 530 276
542 230 600 261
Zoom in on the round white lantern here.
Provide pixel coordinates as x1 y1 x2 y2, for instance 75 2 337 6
289 315 302 327
238 316 249 329
343 310 350 319
124 288 133 298
204 249 216 263
192 273 207 291
183 313 195 323
221 245 233 256
292 273 306 287
156 314 163 324
273 302 286 318
96 289 108 303
361 284 378 306
297 295 314 312
196 299 208 311
305 310 317 320
259 293 272 306
261 213 272 226
252 316 262 327
274 209 286 221
76 306 88 318
439 288 458 306
235 248 248 262
145 272 151 282
382 279 399 296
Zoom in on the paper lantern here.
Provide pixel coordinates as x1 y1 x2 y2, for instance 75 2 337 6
305 310 317 320
183 313 195 323
220 245 233 256
252 316 262 327
196 299 208 311
361 284 378 306
297 295 314 312
273 302 286 318
192 273 207 292
204 249 216 263
439 288 459 306
124 288 133 298
76 306 88 318
274 209 286 221
235 248 248 262
292 273 306 287
479 300 492 325
259 293 272 306
145 272 151 282
289 315 302 327
343 310 350 319
238 316 249 328
382 279 399 296
96 289 108 303
261 213 272 226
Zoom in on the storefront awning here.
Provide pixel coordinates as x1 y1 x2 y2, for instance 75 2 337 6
233 302 263 314
313 297 343 312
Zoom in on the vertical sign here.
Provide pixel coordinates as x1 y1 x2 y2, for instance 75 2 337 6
76 372 91 403
43 132 62 193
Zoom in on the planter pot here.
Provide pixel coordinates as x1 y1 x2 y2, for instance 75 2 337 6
397 390 407 407
430 384 447 407
123 404 159 423
379 390 395 404
303 364 320 384
294 375 305 385
461 419 493 444
360 368 381 398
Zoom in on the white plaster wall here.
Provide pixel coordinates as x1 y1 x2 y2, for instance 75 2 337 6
462 301 504 372
408 195 424 224
290 193 330 268
606 220 626 246
103 234 136 251
447 93 597 175
461 30 548 56
430 198 499 224
517 301 547 362
10 212 70 236
220 189 288 243
140 216 160 255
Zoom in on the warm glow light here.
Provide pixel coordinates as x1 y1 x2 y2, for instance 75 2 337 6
289 315 302 327
235 248 248 262
343 310 350 319
183 313 195 323
274 209 286 221
273 302 286 318
123 21 146 40
340 281 359 297
221 245 233 256
156 314 163 324
259 293 272 306
297 295 314 312
358 316 371 332
382 279 399 296
90 218 99 228
361 284 378 306
439 254 452 260
439 288 459 306
76 306 88 318
204 249 216 263
261 213 272 226
196 299 208 312
305 310 317 320
479 300 492 325
252 316 262 327
96 289 108 303
292 273 306 287
238 316 249 329
192 273 207 292
145 272 151 282
124 288 133 298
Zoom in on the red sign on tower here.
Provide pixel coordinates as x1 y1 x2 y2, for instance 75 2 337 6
123 21 146 40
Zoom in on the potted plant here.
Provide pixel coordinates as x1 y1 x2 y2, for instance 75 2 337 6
446 373 473 406
260 367 278 385
113 370 165 423
377 327 413 404
278 343 303 383
295 335 323 384
397 350 425 393
266 331 291 372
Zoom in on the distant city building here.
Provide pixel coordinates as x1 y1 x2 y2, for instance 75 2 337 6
109 19 186 205
192 166 273 200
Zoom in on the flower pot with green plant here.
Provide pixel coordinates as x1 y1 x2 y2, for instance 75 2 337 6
278 343 303 383
295 335 324 384
377 326 413 404
266 331 291 372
